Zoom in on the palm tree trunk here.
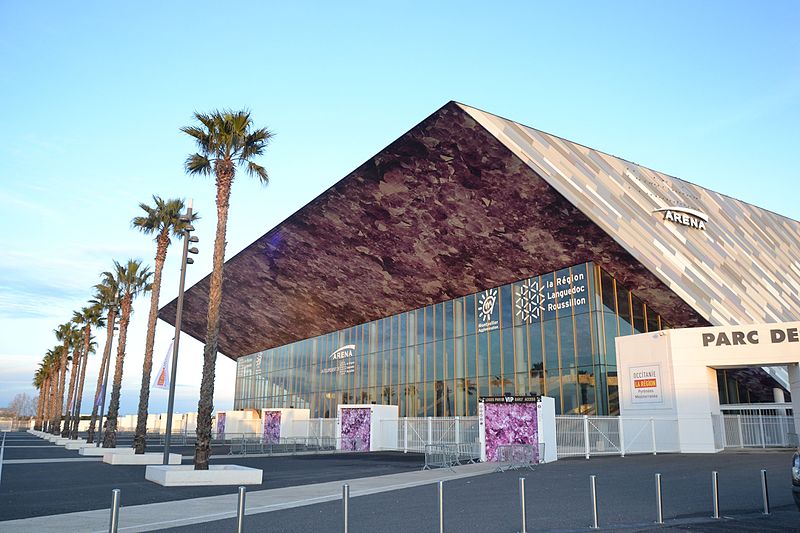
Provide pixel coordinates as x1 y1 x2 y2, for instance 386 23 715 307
134 235 168 454
194 167 233 470
88 309 115 444
103 295 132 448
48 370 59 432
35 378 48 430
71 328 92 439
34 382 44 430
62 348 80 437
45 372 56 432
52 342 69 434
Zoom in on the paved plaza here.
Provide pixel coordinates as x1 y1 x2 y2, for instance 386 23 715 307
1 431 798 532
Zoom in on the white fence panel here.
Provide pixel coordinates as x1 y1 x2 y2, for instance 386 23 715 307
300 413 795 458
721 414 795 448
307 418 337 439
382 417 480 452
555 416 586 457
586 416 621 456
653 418 681 453
555 416 680 458
620 418 654 455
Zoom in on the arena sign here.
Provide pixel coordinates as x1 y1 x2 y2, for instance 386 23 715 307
321 344 356 375
652 206 708 231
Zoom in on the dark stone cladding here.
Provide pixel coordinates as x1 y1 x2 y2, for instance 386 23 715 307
158 101 708 359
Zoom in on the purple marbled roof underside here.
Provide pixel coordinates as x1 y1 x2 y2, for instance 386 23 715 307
159 102 709 358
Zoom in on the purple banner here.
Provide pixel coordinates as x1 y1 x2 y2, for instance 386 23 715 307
340 408 371 451
263 411 281 444
216 412 226 439
483 402 538 461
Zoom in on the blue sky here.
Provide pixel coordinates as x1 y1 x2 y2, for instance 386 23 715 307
1 1 798 414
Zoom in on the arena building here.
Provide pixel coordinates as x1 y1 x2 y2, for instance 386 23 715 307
159 102 800 418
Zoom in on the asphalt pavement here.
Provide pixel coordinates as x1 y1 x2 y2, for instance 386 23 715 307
0 431 423 521
160 451 800 532
2 431 799 532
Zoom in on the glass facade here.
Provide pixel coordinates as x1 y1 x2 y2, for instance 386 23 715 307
234 262 669 417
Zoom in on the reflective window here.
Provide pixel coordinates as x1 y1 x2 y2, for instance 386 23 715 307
234 262 666 417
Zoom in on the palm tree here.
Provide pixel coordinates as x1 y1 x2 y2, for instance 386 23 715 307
87 274 121 444
33 365 45 430
33 354 54 430
70 335 98 438
131 196 197 454
102 259 152 448
43 346 62 432
182 109 272 470
53 323 78 434
70 304 104 439
41 349 54 432
61 326 82 437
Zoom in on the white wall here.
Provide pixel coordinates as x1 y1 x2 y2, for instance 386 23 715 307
261 408 310 439
617 321 800 453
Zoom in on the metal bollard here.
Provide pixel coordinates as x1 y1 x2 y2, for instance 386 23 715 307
343 483 349 533
760 469 770 515
590 475 599 529
236 486 246 533
108 489 121 533
519 477 528 533
438 480 444 533
711 471 720 519
655 473 663 524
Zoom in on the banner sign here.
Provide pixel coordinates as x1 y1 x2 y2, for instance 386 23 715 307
152 339 174 390
479 399 540 461
629 364 662 404
480 395 541 404
217 412 226 439
263 411 281 444
94 384 105 407
321 344 356 375
340 408 371 452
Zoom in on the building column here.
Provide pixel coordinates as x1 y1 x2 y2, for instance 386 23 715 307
788 364 800 447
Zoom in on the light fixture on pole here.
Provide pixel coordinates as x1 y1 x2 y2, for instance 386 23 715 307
163 199 198 465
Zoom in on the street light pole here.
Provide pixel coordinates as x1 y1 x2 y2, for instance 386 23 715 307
163 200 197 465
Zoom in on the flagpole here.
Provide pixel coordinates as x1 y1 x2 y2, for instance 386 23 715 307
163 201 194 465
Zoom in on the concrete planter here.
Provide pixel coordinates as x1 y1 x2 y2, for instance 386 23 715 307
145 465 263 487
79 446 135 456
103 452 182 465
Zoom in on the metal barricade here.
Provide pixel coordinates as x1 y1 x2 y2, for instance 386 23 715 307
455 443 480 464
423 444 458 470
495 443 542 472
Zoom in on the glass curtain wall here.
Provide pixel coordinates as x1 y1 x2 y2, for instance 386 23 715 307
234 262 668 416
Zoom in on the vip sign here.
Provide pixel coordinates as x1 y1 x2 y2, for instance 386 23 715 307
630 365 662 404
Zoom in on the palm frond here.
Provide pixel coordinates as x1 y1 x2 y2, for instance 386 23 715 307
186 153 212 175
240 127 272 161
246 161 269 184
182 108 271 184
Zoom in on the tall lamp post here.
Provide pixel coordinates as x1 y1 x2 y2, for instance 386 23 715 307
163 200 198 465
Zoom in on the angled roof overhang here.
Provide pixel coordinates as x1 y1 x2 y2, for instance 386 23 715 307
159 101 800 360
